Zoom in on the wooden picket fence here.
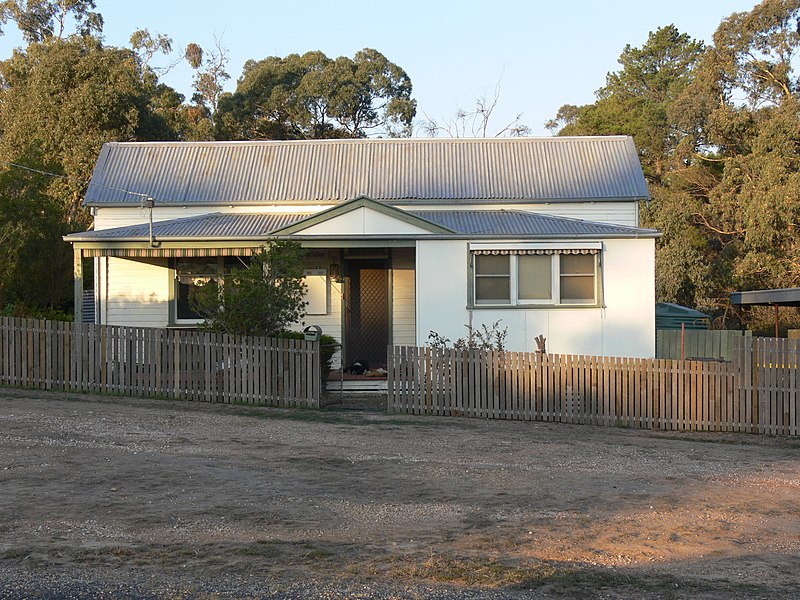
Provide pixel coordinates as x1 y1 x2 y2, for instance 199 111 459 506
656 328 752 361
388 337 800 435
0 317 321 408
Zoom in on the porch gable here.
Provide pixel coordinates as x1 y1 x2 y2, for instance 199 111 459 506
271 196 453 236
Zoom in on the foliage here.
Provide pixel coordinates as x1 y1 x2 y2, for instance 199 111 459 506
427 320 509 352
1 302 73 321
0 0 102 42
0 164 73 309
216 48 416 139
129 28 173 71
186 36 230 118
547 7 800 331
191 242 308 337
421 83 530 138
547 25 705 181
0 36 180 225
275 330 339 380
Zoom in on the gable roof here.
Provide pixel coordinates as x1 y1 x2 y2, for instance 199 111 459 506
269 195 454 235
84 137 650 207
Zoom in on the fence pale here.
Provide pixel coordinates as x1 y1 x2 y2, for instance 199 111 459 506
0 317 320 408
388 339 800 436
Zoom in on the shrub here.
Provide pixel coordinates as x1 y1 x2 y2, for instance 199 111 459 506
427 320 508 352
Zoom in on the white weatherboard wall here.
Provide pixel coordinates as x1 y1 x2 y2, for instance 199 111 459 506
597 238 656 357
93 199 642 231
415 238 655 358
392 248 416 346
416 240 471 346
99 257 170 327
293 250 345 368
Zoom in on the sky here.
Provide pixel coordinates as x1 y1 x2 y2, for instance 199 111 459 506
0 0 760 136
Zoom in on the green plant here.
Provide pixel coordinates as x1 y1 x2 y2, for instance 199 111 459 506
191 241 307 337
1 303 73 321
276 330 338 380
427 320 508 352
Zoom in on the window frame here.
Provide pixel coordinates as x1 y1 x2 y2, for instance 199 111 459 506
473 253 513 305
469 243 602 309
170 256 249 325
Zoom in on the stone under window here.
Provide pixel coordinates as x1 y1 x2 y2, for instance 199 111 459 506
472 248 599 306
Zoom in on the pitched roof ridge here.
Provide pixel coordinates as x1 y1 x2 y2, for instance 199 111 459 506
103 135 633 147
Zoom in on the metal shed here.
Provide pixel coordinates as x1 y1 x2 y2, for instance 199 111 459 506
655 303 711 330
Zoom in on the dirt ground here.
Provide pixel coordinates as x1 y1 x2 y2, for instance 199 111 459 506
1 388 799 599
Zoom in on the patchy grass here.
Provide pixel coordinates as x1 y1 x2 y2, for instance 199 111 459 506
377 553 555 588
365 553 780 599
1 548 31 561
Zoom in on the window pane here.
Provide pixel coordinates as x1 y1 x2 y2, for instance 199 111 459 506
175 258 218 320
475 277 510 302
175 258 218 276
223 256 250 272
560 254 594 275
177 280 203 319
518 254 552 300
560 275 595 302
475 254 510 275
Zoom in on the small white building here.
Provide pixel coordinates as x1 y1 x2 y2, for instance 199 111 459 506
67 136 659 365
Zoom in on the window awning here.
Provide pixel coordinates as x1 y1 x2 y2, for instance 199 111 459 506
80 247 259 258
471 248 599 255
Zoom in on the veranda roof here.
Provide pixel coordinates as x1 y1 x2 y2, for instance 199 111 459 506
66 209 660 243
66 207 660 258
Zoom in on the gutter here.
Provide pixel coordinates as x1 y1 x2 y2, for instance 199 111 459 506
66 230 663 244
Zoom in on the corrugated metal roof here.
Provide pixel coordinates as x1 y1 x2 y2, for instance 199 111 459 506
68 213 312 240
412 210 658 237
67 209 659 241
84 137 650 206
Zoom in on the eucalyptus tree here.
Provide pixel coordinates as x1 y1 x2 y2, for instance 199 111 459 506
547 25 712 310
216 48 416 139
0 0 102 42
677 0 800 323
547 24 705 181
0 36 179 225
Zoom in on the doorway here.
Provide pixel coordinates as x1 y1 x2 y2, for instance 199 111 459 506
344 259 389 369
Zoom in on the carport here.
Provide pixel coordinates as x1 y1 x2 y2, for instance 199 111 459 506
730 287 800 337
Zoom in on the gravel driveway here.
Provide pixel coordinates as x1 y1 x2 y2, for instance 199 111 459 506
1 388 799 599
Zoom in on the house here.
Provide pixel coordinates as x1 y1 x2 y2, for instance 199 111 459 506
66 136 659 367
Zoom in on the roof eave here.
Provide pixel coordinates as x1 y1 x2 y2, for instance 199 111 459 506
83 196 651 209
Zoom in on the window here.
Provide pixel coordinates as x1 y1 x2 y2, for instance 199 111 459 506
518 254 552 301
173 257 249 323
474 254 511 304
472 249 599 306
559 254 596 304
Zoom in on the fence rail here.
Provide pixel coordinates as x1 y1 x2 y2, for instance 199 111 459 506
388 337 800 436
0 317 321 408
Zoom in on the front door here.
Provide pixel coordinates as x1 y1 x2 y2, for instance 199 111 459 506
344 260 389 369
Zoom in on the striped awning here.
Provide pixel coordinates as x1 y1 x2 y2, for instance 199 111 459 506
472 248 599 255
81 247 259 258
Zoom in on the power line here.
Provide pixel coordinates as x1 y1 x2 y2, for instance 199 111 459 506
0 160 153 201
